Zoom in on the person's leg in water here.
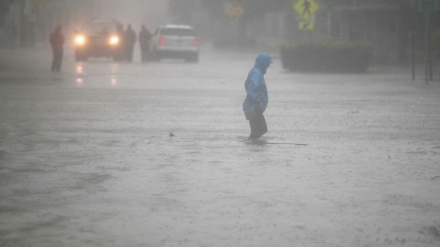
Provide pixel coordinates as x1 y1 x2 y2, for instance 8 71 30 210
51 49 56 71
248 113 267 139
56 50 63 72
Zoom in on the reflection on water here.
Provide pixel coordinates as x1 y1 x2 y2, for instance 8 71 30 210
111 63 119 87
111 63 120 75
76 64 83 75
76 63 84 87
73 62 120 87
76 78 83 86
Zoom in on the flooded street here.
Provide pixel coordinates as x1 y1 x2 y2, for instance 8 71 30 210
1 48 440 247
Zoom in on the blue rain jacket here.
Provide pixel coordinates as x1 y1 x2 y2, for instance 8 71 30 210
242 52 273 113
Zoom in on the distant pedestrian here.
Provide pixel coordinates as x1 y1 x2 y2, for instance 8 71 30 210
139 25 152 62
50 25 65 72
243 52 272 139
124 24 136 62
115 23 125 61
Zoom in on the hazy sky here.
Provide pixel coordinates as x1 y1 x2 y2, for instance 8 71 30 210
101 0 170 30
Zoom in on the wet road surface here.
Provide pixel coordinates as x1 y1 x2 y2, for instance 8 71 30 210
1 48 440 247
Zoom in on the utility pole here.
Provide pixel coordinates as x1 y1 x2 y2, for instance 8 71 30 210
411 0 416 81
418 0 439 83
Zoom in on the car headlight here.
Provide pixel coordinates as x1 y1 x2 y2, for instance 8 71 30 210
109 35 119 46
74 34 86 46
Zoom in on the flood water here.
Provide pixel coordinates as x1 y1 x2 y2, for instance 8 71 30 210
1 48 440 247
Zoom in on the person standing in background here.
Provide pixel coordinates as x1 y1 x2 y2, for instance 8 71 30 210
139 25 152 63
124 24 136 62
115 23 125 61
50 25 65 72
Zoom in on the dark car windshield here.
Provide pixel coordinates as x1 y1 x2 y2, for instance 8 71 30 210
83 21 117 35
161 28 196 36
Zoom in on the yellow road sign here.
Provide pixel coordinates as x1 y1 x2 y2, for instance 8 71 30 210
225 2 245 18
299 19 314 30
293 0 319 19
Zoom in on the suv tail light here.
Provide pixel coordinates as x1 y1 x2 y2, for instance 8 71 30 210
159 37 165 45
193 38 199 46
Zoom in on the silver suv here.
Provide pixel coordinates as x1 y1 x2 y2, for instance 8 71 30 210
151 25 199 62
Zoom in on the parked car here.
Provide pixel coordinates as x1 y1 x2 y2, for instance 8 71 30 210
151 24 199 62
73 19 122 61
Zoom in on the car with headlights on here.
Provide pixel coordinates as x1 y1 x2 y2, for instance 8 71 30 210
151 24 199 62
73 19 122 61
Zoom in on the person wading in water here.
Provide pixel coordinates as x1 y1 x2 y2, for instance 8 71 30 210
242 52 272 140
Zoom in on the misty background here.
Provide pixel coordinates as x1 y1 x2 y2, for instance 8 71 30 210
0 0 440 65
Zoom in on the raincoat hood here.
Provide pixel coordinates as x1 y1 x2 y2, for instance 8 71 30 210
254 52 272 74
242 52 272 112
